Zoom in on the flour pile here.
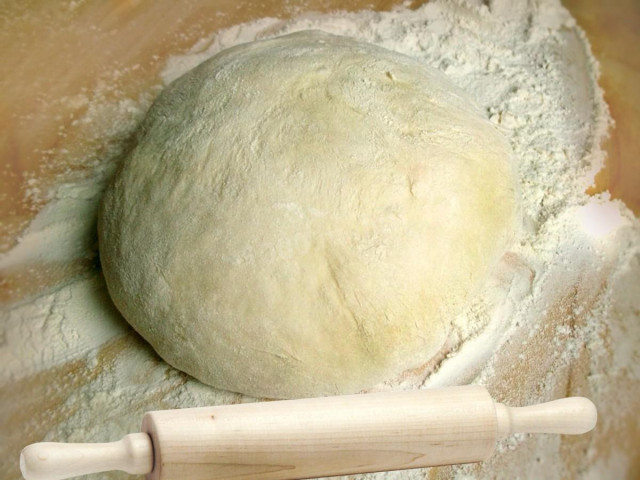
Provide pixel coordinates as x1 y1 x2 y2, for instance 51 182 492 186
1 0 638 479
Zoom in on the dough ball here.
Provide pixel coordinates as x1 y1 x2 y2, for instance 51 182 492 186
98 31 519 399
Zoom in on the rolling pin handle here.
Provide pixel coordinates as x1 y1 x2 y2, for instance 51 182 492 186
19 432 153 480
495 397 597 438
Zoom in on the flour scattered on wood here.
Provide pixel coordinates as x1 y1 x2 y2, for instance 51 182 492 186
2 0 638 478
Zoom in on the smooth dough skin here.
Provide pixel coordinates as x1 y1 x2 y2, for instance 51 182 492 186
98 31 519 399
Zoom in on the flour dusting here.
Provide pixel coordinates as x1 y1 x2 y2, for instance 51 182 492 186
1 1 638 479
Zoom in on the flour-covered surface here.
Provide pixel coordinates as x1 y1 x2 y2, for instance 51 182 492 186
1 1 639 479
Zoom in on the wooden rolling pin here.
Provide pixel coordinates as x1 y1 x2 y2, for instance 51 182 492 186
20 385 596 480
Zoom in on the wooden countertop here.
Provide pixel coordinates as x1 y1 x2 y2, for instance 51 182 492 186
565 0 640 211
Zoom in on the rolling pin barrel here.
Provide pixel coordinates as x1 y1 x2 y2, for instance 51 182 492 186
141 385 498 480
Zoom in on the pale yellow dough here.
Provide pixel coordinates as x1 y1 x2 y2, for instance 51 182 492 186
98 31 519 399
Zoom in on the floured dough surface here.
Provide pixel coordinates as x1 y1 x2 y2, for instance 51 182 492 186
98 31 519 399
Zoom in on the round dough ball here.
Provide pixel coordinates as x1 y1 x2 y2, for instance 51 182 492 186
99 31 519 399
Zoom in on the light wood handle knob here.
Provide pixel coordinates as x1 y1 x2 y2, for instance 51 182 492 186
19 433 152 480
495 397 597 438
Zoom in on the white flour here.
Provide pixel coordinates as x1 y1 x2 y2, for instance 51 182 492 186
2 0 639 478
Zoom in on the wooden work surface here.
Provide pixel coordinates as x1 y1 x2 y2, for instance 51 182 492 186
1 1 639 479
